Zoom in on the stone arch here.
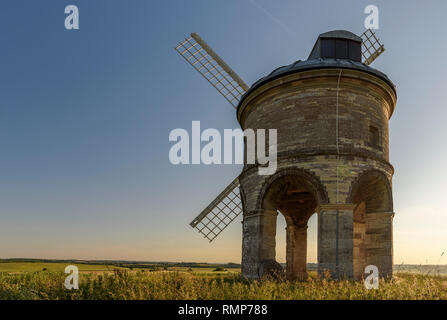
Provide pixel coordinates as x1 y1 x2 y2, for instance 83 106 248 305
256 168 329 211
347 169 394 279
347 169 393 213
253 167 328 280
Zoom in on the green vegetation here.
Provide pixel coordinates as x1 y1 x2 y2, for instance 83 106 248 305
1 261 447 300
213 267 227 272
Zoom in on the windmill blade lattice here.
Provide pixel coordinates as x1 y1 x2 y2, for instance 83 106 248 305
361 29 385 65
175 33 249 108
190 177 243 242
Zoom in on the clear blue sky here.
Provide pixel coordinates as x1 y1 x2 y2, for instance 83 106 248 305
1 0 446 264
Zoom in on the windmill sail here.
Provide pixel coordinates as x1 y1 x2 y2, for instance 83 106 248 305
361 29 385 65
175 33 249 108
190 177 243 242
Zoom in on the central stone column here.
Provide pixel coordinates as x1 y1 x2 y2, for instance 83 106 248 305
286 223 308 280
318 204 355 279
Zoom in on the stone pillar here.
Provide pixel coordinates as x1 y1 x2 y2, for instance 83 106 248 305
365 211 394 278
318 204 355 279
286 223 308 280
241 209 278 279
353 202 367 279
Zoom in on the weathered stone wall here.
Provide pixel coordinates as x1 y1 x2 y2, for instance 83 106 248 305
238 68 397 280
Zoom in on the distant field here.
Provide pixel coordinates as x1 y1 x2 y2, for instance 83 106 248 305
1 261 446 276
0 262 125 273
169 267 240 274
0 262 240 275
394 264 447 276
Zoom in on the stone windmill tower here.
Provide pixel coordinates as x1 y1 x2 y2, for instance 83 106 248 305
175 30 397 280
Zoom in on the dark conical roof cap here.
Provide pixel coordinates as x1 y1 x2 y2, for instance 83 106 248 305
318 30 362 42
308 30 362 61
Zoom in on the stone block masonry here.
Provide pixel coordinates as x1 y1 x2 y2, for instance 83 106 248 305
237 65 396 280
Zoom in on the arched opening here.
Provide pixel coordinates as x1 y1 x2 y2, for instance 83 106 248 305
307 213 318 272
262 174 321 280
275 211 318 276
275 213 287 267
349 170 393 279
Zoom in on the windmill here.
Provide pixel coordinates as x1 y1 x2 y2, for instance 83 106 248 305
174 29 387 244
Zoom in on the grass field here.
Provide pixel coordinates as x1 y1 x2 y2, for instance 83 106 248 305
1 262 447 300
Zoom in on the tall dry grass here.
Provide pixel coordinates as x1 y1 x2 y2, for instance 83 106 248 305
0 270 446 300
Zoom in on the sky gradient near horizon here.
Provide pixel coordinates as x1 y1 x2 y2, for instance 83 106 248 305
1 0 447 265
